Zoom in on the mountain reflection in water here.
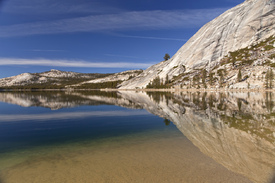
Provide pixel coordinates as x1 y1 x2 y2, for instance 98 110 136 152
0 91 274 183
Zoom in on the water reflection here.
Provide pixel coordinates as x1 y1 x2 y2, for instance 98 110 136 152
144 91 275 183
0 91 120 110
0 110 150 122
0 91 274 183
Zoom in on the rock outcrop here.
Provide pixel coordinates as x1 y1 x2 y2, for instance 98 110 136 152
67 70 143 88
119 0 275 89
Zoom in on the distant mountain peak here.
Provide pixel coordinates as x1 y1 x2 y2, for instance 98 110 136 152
50 69 60 72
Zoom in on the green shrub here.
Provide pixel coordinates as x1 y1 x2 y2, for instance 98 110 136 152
265 45 274 51
269 54 275 59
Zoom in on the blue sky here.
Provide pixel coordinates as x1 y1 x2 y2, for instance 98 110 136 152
0 0 244 78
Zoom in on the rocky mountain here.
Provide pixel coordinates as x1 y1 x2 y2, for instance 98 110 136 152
119 0 275 89
81 70 142 84
0 69 111 88
67 70 143 89
0 69 143 89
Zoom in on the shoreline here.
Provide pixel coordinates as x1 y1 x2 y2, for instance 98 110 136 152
102 88 275 92
0 88 275 92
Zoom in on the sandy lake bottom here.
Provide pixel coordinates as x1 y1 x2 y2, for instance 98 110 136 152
0 128 251 183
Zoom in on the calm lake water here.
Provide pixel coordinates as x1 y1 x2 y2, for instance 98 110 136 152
0 91 274 183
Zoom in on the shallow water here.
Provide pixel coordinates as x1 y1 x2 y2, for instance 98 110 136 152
0 91 274 183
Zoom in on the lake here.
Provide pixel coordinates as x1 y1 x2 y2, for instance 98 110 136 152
0 91 274 183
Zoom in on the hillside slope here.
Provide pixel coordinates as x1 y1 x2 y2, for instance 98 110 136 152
67 70 142 89
119 0 275 89
0 69 110 89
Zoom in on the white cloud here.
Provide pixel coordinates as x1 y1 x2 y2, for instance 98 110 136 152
28 49 67 52
0 8 227 37
0 110 150 122
104 54 143 59
1 0 119 15
0 58 155 69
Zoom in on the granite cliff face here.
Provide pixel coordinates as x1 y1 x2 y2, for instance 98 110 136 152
119 0 275 89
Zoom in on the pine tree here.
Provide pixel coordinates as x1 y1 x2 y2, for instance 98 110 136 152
237 69 242 82
192 76 197 87
164 119 170 126
165 74 169 85
209 72 215 86
217 69 224 88
265 70 270 89
202 69 207 88
163 53 170 61
266 68 274 89
270 69 274 88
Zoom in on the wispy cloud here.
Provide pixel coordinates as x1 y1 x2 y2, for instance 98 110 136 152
0 58 155 69
0 110 150 122
104 54 143 59
1 0 120 15
115 34 187 41
0 8 227 37
28 49 67 52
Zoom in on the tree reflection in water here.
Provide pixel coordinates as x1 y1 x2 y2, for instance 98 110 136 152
0 91 274 183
